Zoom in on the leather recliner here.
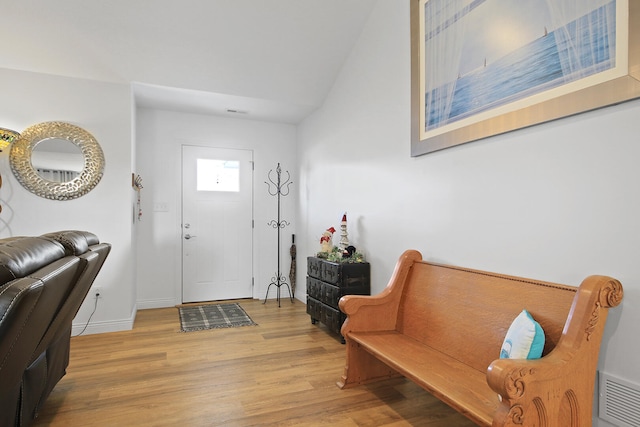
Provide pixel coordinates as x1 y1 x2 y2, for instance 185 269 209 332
0 231 111 427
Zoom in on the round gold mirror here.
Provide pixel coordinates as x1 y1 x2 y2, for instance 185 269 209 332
9 122 105 200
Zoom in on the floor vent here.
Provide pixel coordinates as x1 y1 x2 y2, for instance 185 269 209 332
599 372 640 427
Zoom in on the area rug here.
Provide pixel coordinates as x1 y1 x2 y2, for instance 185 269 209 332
178 303 257 332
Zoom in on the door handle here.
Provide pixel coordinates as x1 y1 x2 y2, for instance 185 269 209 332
184 234 196 240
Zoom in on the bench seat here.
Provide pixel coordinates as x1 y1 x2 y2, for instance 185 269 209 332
348 331 497 426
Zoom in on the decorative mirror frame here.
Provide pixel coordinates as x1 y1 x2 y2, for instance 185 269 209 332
10 121 105 200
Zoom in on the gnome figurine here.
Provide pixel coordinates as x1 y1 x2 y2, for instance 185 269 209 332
339 212 349 250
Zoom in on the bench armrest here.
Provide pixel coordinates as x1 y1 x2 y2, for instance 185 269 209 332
486 275 623 425
340 250 422 336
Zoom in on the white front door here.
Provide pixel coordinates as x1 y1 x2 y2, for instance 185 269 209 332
181 146 253 303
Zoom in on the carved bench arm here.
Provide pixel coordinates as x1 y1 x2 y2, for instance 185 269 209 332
487 353 591 425
487 275 623 425
340 250 422 335
487 356 566 400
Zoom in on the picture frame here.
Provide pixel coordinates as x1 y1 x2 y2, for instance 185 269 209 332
411 0 640 157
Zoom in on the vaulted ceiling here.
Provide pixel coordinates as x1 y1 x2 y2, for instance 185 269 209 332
1 0 378 123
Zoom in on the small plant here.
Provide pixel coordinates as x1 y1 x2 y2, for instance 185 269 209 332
317 246 365 263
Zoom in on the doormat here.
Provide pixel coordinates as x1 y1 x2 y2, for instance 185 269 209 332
178 303 257 332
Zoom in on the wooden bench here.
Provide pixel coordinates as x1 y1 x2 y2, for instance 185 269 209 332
337 250 623 426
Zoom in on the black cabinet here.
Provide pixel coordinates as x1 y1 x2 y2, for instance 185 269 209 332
306 256 370 342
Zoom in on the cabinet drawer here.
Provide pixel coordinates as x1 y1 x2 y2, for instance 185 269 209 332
321 261 370 288
307 257 323 279
306 276 323 301
320 261 340 284
306 296 322 320
321 305 345 334
322 282 342 309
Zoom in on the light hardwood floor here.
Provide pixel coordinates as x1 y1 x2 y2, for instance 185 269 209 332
35 299 475 426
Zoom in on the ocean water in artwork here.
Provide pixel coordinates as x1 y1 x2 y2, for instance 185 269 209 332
424 0 616 131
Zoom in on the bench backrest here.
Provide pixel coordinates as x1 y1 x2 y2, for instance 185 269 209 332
397 261 577 373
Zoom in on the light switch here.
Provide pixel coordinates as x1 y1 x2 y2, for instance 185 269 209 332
153 202 169 212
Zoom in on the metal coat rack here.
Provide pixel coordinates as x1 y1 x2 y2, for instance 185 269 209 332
263 163 294 307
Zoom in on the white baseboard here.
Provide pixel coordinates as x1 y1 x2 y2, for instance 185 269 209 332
137 297 178 309
72 304 138 336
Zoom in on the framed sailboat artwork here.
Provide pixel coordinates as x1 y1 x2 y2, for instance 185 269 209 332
411 0 640 156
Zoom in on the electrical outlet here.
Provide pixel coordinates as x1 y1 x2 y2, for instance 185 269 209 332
94 287 102 298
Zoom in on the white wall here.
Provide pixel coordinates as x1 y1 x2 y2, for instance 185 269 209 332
297 2 640 426
0 68 136 334
135 109 298 307
1 4 637 424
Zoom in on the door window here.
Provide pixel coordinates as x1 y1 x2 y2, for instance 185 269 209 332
196 159 240 192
